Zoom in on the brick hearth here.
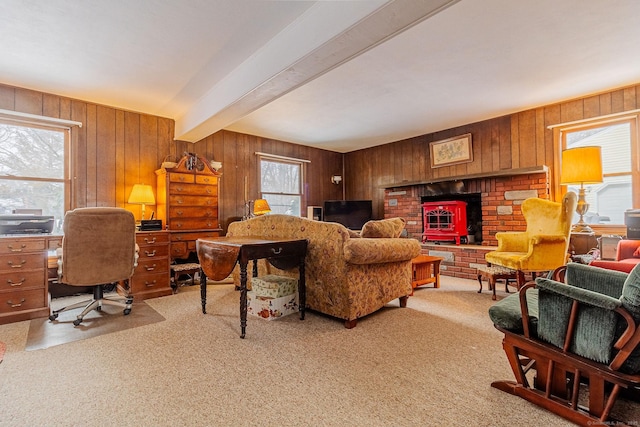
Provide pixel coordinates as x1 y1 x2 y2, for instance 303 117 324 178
384 172 550 280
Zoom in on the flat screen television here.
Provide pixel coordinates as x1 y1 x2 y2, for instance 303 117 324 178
323 200 372 230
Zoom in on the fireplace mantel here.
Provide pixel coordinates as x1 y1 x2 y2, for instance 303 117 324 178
382 165 548 189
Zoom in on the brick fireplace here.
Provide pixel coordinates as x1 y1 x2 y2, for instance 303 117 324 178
383 169 550 280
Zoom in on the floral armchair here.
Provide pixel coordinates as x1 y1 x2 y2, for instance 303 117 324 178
227 214 421 328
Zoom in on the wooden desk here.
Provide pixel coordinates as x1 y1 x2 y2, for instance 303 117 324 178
196 237 308 338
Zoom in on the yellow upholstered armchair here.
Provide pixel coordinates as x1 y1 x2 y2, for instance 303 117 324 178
484 192 578 288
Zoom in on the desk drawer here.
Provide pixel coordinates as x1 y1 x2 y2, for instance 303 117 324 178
138 245 169 259
0 239 46 254
0 289 45 314
136 232 170 246
136 258 170 275
130 271 169 293
0 253 45 273
0 270 44 291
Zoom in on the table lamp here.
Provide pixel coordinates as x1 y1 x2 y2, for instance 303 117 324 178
560 146 603 233
128 184 155 221
253 199 271 216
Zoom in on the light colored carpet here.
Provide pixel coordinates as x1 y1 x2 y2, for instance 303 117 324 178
0 277 633 426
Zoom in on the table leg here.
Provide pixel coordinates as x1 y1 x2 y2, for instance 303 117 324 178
200 267 207 314
239 261 248 339
299 256 305 320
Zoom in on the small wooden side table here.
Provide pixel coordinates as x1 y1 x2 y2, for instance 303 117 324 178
411 255 443 295
477 265 517 300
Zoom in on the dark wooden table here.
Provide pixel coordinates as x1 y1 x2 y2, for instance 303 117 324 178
196 237 308 338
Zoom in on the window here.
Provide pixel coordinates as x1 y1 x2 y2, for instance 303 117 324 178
258 154 306 216
0 119 69 222
555 112 639 226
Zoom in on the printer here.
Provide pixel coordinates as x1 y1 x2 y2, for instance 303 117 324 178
0 215 55 234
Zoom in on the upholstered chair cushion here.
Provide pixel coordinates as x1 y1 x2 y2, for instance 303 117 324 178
488 288 539 334
360 217 406 238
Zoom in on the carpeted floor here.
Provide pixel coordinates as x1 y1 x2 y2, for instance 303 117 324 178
0 276 637 426
26 294 166 351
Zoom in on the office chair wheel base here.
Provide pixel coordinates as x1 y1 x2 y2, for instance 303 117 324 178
49 313 59 321
73 319 83 326
123 308 131 315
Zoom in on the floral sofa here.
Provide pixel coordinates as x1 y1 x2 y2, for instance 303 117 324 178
226 214 421 328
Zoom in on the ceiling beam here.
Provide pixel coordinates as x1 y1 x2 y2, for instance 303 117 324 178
175 0 460 143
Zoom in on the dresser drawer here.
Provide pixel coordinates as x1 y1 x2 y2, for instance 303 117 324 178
170 218 219 230
169 173 195 184
171 231 220 242
0 239 46 254
195 174 217 185
48 237 63 250
0 253 45 273
136 258 170 275
170 242 188 258
0 270 44 291
168 195 217 207
0 288 46 314
169 206 218 219
169 182 217 196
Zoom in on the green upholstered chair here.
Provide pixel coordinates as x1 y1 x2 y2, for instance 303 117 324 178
484 192 578 289
489 262 640 426
49 207 138 326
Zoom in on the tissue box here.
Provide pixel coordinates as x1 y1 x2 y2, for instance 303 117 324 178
247 291 299 320
251 275 298 298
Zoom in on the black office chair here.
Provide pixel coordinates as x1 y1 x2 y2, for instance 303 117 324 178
49 207 138 326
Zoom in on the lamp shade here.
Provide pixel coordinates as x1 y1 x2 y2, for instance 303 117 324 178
560 146 603 185
253 199 271 216
128 184 156 205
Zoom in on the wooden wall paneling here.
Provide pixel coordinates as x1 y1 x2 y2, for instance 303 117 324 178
398 139 412 183
514 109 538 168
42 93 60 118
96 105 116 206
124 112 141 218
14 87 42 115
60 97 71 121
535 107 546 169
544 104 561 199
156 117 173 170
466 125 482 175
510 115 520 169
71 101 87 208
498 115 511 170
611 89 625 114
139 114 159 190
115 110 126 208
599 92 612 116
583 95 600 119
0 84 15 110
560 99 584 124
624 86 637 111
85 104 98 206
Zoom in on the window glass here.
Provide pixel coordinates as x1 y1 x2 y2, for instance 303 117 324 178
564 122 632 225
260 158 302 216
0 121 66 221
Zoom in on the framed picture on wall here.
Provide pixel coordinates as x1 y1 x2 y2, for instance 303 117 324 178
429 133 473 168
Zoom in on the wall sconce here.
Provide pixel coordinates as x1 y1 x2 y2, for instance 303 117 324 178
331 175 342 185
128 184 155 221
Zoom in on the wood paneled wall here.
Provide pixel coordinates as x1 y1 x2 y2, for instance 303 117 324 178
4 81 639 227
0 83 177 219
345 83 640 218
0 83 343 230
191 131 343 230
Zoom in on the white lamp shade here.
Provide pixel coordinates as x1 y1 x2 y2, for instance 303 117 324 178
560 146 603 185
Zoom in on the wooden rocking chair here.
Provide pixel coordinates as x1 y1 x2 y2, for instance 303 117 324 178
489 262 640 426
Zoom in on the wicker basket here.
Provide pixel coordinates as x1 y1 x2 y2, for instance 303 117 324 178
161 155 178 169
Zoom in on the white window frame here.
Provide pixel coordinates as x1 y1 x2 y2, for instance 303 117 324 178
256 152 308 217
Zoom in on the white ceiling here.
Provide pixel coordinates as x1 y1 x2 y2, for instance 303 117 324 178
2 0 640 153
